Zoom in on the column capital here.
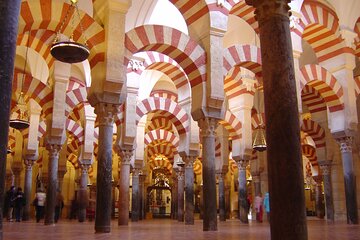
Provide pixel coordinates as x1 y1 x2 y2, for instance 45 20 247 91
176 168 184 181
24 159 36 170
182 155 197 168
119 148 133 165
335 136 353 153
318 160 332 176
235 159 249 170
216 170 226 179
198 117 218 137
45 143 62 155
80 164 91 173
245 0 291 24
94 102 119 126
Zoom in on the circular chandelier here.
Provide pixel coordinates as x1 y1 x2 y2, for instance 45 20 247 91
51 0 89 63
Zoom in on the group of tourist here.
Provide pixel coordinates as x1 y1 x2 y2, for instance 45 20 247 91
3 186 64 223
253 192 270 223
3 186 25 222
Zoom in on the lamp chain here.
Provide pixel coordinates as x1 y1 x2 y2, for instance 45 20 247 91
21 30 31 95
74 2 88 45
54 2 74 43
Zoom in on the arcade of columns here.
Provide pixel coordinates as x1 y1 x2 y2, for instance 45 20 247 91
1 0 360 240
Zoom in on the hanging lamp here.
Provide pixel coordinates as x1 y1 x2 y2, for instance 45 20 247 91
50 0 89 63
252 85 267 152
9 32 31 130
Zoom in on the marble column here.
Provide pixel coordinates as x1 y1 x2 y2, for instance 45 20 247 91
44 143 62 225
184 157 195 225
217 170 226 222
336 137 358 224
118 149 132 225
94 103 117 233
22 159 35 221
0 1 21 237
131 168 140 222
245 0 308 239
172 178 178 220
252 171 261 197
319 161 334 222
78 165 90 222
313 176 325 219
198 117 218 231
177 168 185 222
236 159 249 223
139 173 145 220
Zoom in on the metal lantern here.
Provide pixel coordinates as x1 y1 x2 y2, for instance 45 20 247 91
9 92 30 130
50 0 89 63
252 126 267 152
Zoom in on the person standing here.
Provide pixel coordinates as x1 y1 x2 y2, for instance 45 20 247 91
34 188 46 223
263 192 270 222
14 187 25 222
5 186 16 221
254 194 263 222
54 190 64 223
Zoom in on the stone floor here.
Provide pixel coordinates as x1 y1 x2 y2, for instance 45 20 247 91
3 217 360 240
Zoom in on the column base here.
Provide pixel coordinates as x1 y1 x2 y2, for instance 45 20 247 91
95 225 111 233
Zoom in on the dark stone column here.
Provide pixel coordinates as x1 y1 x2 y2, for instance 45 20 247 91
78 166 89 222
172 177 178 220
319 161 334 222
0 2 21 237
336 136 358 224
245 0 308 238
217 170 226 222
313 176 325 219
22 159 35 221
139 173 145 220
131 168 140 222
177 168 185 222
94 103 117 233
235 159 249 223
44 143 62 225
198 117 218 231
118 149 132 226
184 156 195 225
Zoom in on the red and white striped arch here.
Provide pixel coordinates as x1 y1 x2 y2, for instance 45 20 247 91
12 71 53 118
66 87 88 116
66 138 80 158
38 120 47 142
223 45 262 84
125 25 206 88
150 90 178 102
219 110 242 140
229 159 237 174
301 119 326 148
229 1 258 33
224 67 256 100
215 138 221 159
68 153 79 169
300 64 344 112
302 144 318 167
146 116 174 133
354 76 360 98
18 0 105 69
355 17 360 58
147 144 176 163
251 109 266 130
301 85 327 113
299 1 349 63
144 129 179 148
66 119 84 146
136 97 189 135
148 157 173 174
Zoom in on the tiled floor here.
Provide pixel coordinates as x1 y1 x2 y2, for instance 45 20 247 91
3 218 360 240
